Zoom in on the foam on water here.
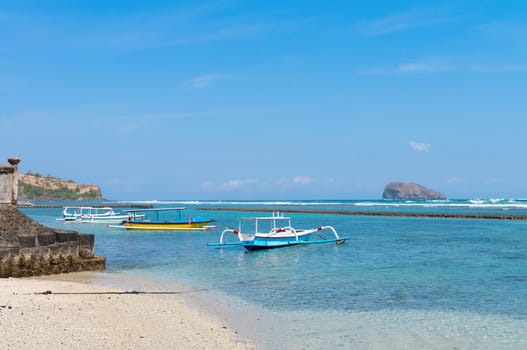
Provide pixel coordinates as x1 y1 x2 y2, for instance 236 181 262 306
115 198 527 211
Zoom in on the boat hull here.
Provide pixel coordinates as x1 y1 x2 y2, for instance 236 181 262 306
242 233 312 250
77 215 130 224
121 220 214 231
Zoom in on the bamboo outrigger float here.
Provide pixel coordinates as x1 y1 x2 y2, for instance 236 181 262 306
207 212 349 250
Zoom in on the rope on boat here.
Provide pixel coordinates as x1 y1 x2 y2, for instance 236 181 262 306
315 232 328 240
314 227 347 245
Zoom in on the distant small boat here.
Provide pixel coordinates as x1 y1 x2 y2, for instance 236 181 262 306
207 212 349 250
57 206 131 224
109 207 216 231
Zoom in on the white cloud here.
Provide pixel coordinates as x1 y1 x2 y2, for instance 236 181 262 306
79 7 273 50
469 65 527 73
220 179 259 190
355 68 390 76
202 176 318 192
116 112 207 134
477 20 527 39
292 176 315 185
398 63 430 73
486 178 500 184
447 177 461 184
355 8 454 36
358 59 456 76
359 60 527 76
182 74 233 90
170 24 269 46
397 62 454 73
202 178 259 191
409 141 431 152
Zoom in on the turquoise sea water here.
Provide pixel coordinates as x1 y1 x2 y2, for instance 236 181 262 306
22 199 527 349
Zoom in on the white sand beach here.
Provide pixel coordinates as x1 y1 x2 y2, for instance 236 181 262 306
0 274 255 350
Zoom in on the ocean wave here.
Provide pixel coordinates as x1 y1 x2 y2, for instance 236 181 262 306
114 199 527 209
353 199 527 209
151 201 346 206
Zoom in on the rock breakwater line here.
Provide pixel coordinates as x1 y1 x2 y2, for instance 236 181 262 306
16 204 154 209
198 207 527 221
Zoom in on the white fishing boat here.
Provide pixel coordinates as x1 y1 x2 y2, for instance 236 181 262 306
57 206 131 224
208 212 349 250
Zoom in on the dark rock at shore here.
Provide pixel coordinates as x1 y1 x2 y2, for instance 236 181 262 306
382 182 447 200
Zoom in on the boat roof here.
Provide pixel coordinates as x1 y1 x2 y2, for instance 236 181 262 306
123 207 187 213
240 215 291 221
64 206 112 209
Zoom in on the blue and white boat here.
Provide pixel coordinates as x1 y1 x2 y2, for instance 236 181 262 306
208 212 349 250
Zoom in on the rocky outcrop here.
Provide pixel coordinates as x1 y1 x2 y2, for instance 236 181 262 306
0 204 105 277
382 182 447 200
18 174 103 201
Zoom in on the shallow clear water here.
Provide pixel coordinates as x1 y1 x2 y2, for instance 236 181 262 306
22 199 527 349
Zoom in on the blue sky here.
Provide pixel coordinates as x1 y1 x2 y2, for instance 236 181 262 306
1 1 526 200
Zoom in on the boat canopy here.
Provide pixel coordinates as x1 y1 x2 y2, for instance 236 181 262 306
122 207 186 213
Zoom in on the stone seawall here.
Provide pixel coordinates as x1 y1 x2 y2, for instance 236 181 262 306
0 204 105 278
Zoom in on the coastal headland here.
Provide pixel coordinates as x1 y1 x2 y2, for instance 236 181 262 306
198 207 527 221
18 173 103 202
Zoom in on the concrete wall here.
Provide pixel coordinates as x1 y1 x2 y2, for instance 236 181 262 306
0 157 19 204
0 167 15 204
0 204 105 278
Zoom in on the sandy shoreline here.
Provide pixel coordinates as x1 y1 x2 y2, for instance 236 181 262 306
0 273 255 350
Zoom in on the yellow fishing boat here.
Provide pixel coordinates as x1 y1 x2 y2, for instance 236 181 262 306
109 207 216 231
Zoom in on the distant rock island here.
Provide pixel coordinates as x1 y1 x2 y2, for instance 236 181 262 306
18 173 103 202
382 182 447 200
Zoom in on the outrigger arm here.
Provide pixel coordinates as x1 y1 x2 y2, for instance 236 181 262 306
207 228 244 247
